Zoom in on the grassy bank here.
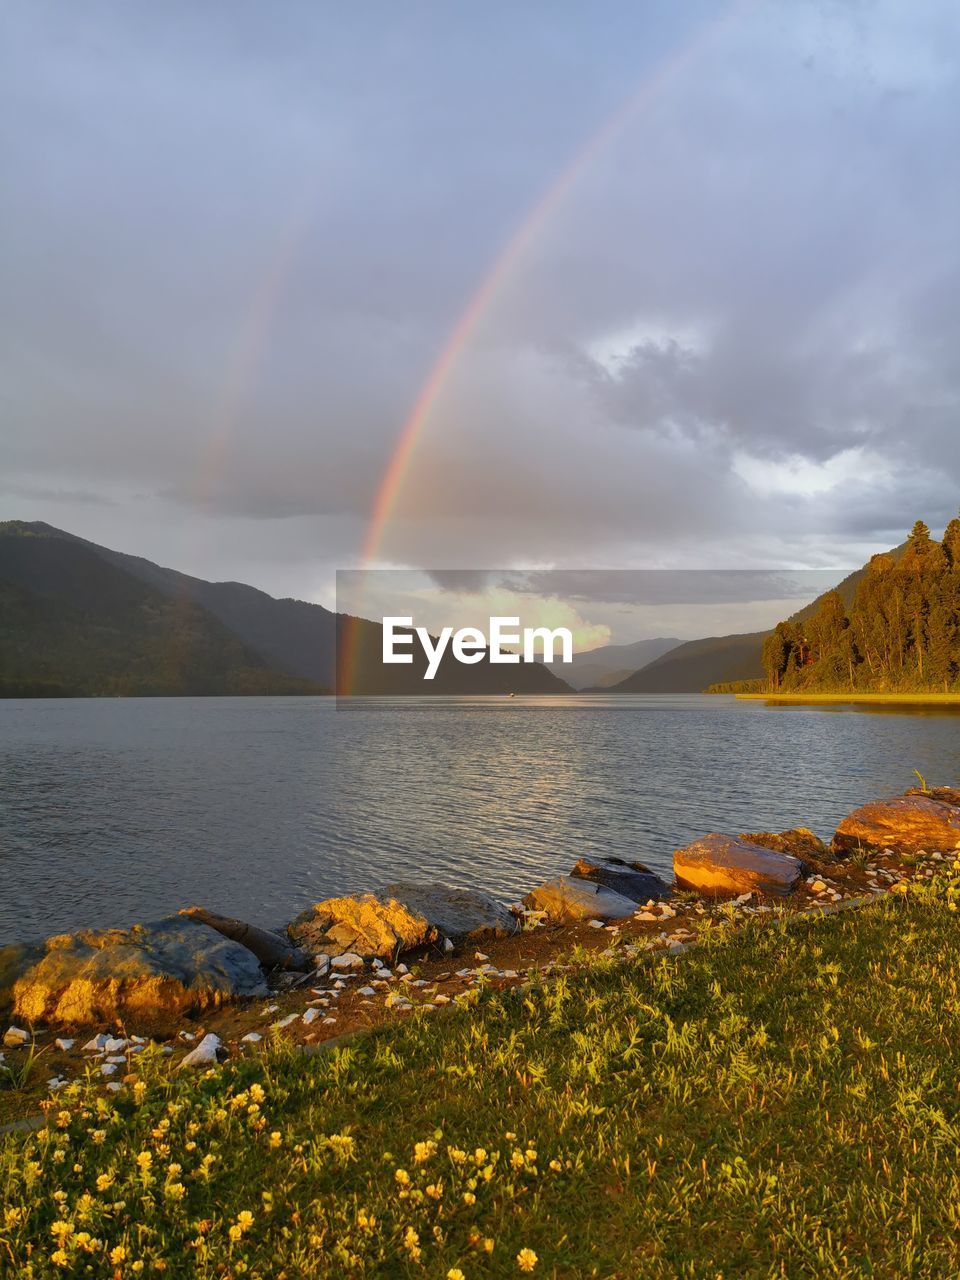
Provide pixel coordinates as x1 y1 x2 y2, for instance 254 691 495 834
736 691 960 705
4 889 960 1278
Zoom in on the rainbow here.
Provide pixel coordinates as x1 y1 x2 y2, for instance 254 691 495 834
359 1 755 571
345 5 755 691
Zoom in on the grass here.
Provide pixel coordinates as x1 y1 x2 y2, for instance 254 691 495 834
4 885 960 1278
736 692 960 705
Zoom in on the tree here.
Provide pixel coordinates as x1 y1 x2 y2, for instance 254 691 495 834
762 625 791 692
943 516 960 568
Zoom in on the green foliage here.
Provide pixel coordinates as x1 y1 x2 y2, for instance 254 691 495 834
4 898 960 1276
768 514 960 693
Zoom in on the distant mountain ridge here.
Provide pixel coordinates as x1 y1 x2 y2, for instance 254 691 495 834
0 522 572 696
546 636 680 689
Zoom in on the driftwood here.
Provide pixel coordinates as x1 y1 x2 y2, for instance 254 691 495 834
179 907 313 972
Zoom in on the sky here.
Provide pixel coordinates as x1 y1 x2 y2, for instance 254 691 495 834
2 0 960 621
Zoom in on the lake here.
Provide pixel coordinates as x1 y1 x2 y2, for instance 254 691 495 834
1 694 958 946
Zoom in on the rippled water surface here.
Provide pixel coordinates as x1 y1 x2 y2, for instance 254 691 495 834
1 694 959 944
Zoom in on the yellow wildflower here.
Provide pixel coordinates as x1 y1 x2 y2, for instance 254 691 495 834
110 1245 127 1264
448 1270 466 1280
517 1247 538 1271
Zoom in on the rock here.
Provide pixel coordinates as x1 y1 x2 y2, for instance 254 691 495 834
54 1037 75 1052
8 916 268 1030
570 857 670 902
833 794 960 856
906 785 960 807
522 877 638 924
3 1026 29 1048
288 895 433 961
0 942 44 1014
738 828 830 864
330 952 364 971
377 882 518 946
302 1007 320 1025
82 1034 109 1053
179 1032 224 1068
241 1031 262 1043
673 834 803 897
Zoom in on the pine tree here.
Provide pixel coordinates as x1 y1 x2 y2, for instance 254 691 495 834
762 625 791 692
943 516 960 568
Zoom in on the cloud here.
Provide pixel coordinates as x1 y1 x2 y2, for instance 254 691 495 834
1 0 958 597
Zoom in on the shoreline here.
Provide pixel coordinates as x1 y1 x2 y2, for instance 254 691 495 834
736 691 960 705
3 821 954 1129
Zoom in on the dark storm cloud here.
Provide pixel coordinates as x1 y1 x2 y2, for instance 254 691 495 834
1 0 958 595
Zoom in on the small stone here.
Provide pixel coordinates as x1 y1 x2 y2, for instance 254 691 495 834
587 920 605 929
241 1032 262 1044
105 1081 123 1093
434 994 451 1005
3 1026 30 1048
301 1008 320 1025
103 1037 127 1053
99 1062 118 1077
475 951 489 961
358 986 376 997
331 952 364 971
322 1016 337 1025
54 1038 75 1052
81 1034 109 1053
48 1077 67 1091
443 937 455 954
274 1013 298 1029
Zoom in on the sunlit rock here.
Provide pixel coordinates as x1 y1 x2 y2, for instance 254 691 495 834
738 828 830 863
673 834 803 897
288 894 434 960
522 877 638 923
9 916 267 1029
832 794 960 856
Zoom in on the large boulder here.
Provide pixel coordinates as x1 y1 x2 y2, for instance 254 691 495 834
674 834 803 897
288 894 434 961
570 857 670 902
378 883 517 945
8 917 267 1029
522 877 638 923
832 794 960 856
738 828 830 864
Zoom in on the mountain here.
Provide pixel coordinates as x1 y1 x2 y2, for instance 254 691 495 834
0 525 326 696
545 636 680 690
603 631 768 692
0 522 573 696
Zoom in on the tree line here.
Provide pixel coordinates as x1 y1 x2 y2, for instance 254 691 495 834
762 516 960 693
